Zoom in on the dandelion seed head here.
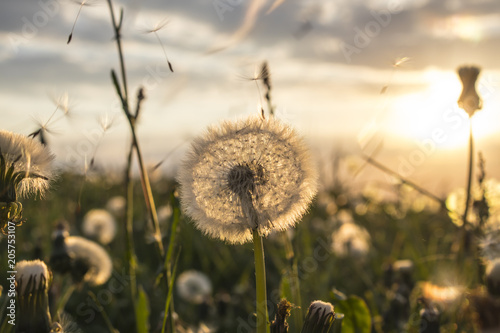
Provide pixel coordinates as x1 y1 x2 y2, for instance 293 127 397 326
0 130 55 201
82 209 117 244
176 270 212 304
105 196 126 217
178 116 317 244
331 222 370 258
15 259 50 295
65 236 112 285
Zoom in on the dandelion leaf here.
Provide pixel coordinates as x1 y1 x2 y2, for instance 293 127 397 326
331 295 371 333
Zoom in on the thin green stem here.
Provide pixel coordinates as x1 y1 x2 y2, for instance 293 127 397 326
462 120 474 229
53 283 75 320
106 0 129 105
253 229 270 333
106 0 164 259
282 232 303 330
87 291 117 333
125 141 138 328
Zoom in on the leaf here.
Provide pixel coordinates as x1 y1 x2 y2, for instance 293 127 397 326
332 296 371 333
136 285 150 333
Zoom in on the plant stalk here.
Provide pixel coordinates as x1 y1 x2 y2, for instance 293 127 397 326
253 229 270 333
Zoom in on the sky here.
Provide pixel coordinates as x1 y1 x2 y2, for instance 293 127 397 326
2 0 500 195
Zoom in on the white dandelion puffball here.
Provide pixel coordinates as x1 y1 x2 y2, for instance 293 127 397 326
65 236 112 285
15 259 50 295
0 130 55 201
178 116 317 244
176 270 212 304
82 209 117 244
105 196 126 216
331 222 371 258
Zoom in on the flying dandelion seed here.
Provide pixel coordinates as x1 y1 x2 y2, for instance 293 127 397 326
67 0 98 44
143 18 174 72
82 208 117 245
178 116 317 244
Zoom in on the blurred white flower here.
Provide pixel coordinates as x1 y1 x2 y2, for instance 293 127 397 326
105 196 126 217
178 116 317 244
82 209 117 245
65 236 112 285
331 222 370 258
0 130 55 201
15 259 50 295
176 270 212 304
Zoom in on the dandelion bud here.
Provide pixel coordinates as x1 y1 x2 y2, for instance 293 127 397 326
301 301 335 333
485 258 500 297
270 299 292 333
15 260 52 333
457 66 482 117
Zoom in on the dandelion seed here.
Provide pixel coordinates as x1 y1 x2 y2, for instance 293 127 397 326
178 116 317 244
67 0 96 44
143 18 174 72
82 208 117 244
176 270 212 304
331 222 370 258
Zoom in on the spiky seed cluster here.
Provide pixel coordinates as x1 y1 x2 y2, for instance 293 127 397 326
178 116 317 244
0 130 55 202
15 259 51 295
176 270 213 304
64 236 113 285
82 209 117 245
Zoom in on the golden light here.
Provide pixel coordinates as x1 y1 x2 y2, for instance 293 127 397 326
386 69 498 150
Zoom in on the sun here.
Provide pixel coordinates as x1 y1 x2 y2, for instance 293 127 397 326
386 69 498 150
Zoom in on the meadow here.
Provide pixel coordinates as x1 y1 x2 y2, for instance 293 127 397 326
1 1 500 333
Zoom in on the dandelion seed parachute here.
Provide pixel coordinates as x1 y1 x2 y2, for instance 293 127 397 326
178 116 317 244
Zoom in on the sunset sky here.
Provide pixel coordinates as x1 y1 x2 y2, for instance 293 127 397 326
2 0 500 194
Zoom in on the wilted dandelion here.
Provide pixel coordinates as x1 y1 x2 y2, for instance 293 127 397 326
331 222 371 258
51 229 112 286
0 130 55 232
176 270 212 304
457 66 482 117
15 259 52 333
178 116 317 244
82 208 117 244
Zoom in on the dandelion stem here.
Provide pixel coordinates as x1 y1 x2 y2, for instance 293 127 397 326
253 229 270 333
125 140 138 327
282 232 303 330
462 120 474 229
